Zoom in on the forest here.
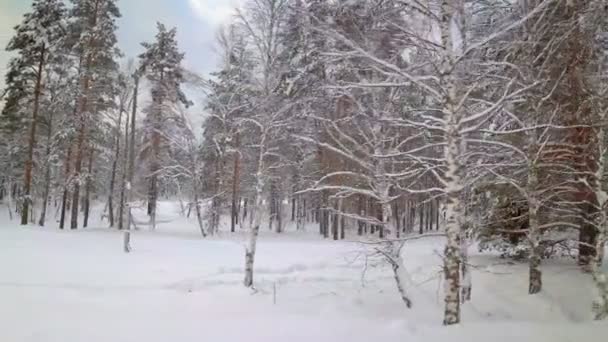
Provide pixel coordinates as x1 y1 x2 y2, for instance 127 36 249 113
0 0 608 335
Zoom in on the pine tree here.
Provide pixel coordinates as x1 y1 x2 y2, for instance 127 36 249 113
2 0 66 225
66 0 121 229
139 23 190 229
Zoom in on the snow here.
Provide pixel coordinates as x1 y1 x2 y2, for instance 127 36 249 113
0 201 607 341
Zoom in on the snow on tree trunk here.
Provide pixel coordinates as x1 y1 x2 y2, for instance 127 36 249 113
388 242 412 309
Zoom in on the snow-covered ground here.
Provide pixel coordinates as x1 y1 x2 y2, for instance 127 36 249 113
0 201 606 341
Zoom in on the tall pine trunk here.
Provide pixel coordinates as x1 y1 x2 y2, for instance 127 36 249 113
83 148 94 228
118 109 129 230
21 45 46 226
108 104 125 227
38 108 54 227
148 103 161 229
126 74 139 231
59 145 73 229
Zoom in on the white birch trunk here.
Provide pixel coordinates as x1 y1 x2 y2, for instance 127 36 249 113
244 132 267 288
440 0 465 326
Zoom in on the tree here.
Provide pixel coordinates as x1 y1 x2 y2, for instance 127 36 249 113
139 23 191 229
3 0 66 225
236 0 291 287
66 0 121 229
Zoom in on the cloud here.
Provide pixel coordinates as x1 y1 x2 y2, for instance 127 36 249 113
188 0 240 26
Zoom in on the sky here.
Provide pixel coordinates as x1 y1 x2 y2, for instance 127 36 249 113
0 0 241 92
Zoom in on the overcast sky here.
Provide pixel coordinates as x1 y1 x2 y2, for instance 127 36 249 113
0 0 241 90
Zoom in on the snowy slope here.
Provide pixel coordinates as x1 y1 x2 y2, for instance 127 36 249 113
0 202 606 341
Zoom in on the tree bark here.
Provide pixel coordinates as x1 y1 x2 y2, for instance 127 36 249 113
231 132 241 233
59 145 72 229
118 108 129 230
83 147 94 228
244 133 266 288
332 199 339 241
389 243 412 308
393 201 401 238
126 74 139 231
528 136 542 294
419 202 424 235
108 103 125 227
440 0 465 325
357 195 364 236
21 45 46 226
38 107 54 227
148 75 164 230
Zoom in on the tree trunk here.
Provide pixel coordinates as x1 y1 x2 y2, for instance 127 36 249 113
358 195 364 236
38 108 54 227
194 190 206 237
426 200 433 232
296 196 305 230
390 243 412 308
108 104 125 228
70 126 86 230
21 45 46 226
242 198 248 223
59 145 73 229
322 191 329 238
579 218 598 269
291 197 296 222
339 198 345 239
528 141 542 294
126 74 139 232
244 133 266 288
118 108 130 230
231 133 241 233
83 148 94 228
436 199 440 231
393 201 401 238
590 104 608 320
332 200 339 241
148 92 163 230
419 202 424 234
439 0 465 325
